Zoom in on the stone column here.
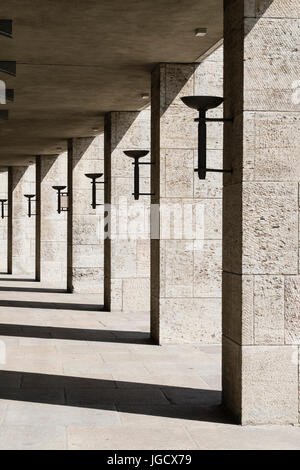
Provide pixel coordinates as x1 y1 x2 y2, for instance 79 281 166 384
223 0 300 424
35 156 41 281
67 136 104 297
0 168 8 273
151 48 223 344
10 165 36 276
7 167 12 274
39 153 67 288
104 110 151 312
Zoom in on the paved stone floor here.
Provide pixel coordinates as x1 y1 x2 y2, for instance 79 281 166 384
0 275 299 449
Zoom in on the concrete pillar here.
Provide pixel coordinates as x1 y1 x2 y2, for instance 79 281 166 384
9 165 35 276
67 136 104 297
0 168 8 273
7 167 12 274
39 153 67 288
35 156 41 281
222 0 300 424
104 111 151 312
150 48 223 344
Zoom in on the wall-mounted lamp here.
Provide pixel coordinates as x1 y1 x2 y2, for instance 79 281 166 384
24 194 36 218
0 199 7 219
85 173 105 209
0 20 12 38
6 89 14 102
181 96 233 180
124 150 154 200
0 110 8 120
0 88 14 105
52 186 68 214
0 61 16 76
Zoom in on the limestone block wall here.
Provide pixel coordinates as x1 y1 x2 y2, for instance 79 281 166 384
104 110 151 312
68 135 104 297
223 0 300 424
151 47 223 344
0 169 8 272
39 153 67 287
10 165 35 276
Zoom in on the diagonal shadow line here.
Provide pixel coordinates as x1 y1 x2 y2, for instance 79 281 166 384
0 287 68 293
0 370 230 424
0 324 152 344
0 300 104 311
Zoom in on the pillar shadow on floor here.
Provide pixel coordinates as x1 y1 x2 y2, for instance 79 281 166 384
0 323 151 344
0 277 36 282
0 286 67 293
0 300 104 311
0 370 230 424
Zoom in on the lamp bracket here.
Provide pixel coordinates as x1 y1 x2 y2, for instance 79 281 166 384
194 117 233 122
194 168 232 175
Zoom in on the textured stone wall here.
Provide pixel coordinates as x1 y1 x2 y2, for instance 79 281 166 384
0 169 8 272
223 0 300 424
67 136 104 297
10 165 36 276
39 153 67 287
104 110 151 312
151 47 223 344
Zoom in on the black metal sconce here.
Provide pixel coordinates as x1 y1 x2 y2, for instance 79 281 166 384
0 110 8 120
181 96 233 180
124 150 154 200
52 186 68 214
0 61 16 76
85 173 105 209
24 194 36 218
0 20 12 38
0 199 7 219
6 89 14 102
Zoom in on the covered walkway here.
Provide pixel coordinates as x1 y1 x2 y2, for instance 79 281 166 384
0 276 299 449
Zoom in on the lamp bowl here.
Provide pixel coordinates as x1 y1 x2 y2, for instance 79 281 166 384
124 150 149 160
24 194 35 199
181 96 224 111
85 173 103 180
52 186 66 191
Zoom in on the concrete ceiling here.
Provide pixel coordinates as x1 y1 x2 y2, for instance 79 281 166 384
0 0 223 165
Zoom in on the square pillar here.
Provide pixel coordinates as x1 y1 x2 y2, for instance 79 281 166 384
9 165 36 276
67 136 104 297
7 167 12 274
35 156 41 281
104 111 151 312
151 49 223 344
223 0 300 424
0 168 8 273
38 153 67 287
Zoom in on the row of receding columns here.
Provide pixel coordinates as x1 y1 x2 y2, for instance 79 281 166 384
0 0 299 425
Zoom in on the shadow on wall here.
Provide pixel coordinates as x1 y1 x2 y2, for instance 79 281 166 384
40 154 61 183
0 370 231 424
10 165 31 192
109 112 146 153
72 134 104 171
